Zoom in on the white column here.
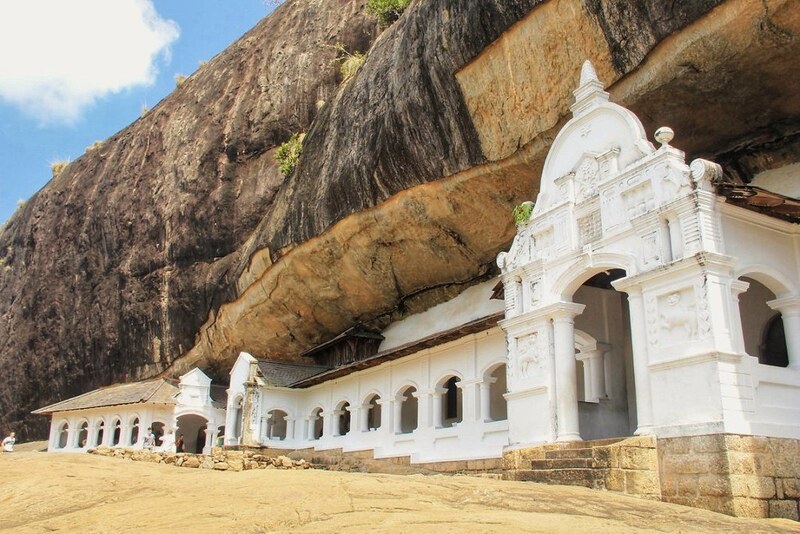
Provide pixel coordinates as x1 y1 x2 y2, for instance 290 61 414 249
375 399 390 436
730 280 750 354
479 379 496 422
305 417 314 441
204 427 213 454
120 424 130 447
627 288 655 434
331 410 344 437
359 404 370 432
552 304 584 442
430 389 444 428
285 418 296 441
457 379 480 423
392 397 404 434
322 410 333 438
768 296 800 369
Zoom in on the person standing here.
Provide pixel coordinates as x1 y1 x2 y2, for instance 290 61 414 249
160 429 176 453
2 432 16 452
142 427 156 450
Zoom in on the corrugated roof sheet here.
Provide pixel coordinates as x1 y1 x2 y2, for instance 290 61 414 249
256 360 330 387
32 379 179 415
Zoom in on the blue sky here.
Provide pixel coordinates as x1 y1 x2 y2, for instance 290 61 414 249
0 0 274 224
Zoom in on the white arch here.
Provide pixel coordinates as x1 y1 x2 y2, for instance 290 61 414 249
554 256 634 299
434 370 464 388
735 264 797 297
361 389 383 404
265 406 293 418
394 381 419 398
480 360 507 378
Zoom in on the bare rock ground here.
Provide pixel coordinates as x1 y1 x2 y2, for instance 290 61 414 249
0 451 798 533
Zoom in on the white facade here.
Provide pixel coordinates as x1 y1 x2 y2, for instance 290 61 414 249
40 369 225 454
226 280 511 463
497 61 800 448
46 403 175 453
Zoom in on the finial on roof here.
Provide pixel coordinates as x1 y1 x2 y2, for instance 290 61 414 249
579 60 599 86
570 59 609 117
654 126 674 148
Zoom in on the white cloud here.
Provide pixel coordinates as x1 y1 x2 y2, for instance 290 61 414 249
0 0 179 124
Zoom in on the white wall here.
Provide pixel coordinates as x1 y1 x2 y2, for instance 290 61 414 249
379 279 504 352
246 328 509 463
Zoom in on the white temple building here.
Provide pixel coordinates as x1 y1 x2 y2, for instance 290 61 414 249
221 61 799 459
34 368 226 454
33 60 799 518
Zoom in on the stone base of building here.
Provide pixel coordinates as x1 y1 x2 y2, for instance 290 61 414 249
502 434 800 520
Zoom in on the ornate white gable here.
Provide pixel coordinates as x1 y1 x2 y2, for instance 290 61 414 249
497 60 723 316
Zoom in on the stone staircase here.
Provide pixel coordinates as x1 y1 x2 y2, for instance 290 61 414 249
503 437 654 492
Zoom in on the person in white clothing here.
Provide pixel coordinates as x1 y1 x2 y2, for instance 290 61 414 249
160 429 176 453
142 427 156 450
2 432 15 452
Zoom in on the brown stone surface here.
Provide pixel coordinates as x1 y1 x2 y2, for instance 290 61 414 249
4 452 800 533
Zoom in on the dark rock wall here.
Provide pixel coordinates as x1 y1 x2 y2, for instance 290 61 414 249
0 0 378 438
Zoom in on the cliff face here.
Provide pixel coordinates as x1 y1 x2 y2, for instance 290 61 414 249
1 0 799 439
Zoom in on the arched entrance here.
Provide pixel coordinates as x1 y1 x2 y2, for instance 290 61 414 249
739 276 788 367
176 414 209 454
398 386 418 434
151 421 165 447
94 420 105 447
364 394 381 431
571 269 636 440
57 422 69 449
266 410 288 440
437 376 462 428
310 407 323 440
484 364 507 422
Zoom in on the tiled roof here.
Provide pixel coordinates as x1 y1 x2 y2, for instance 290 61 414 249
256 360 330 387
32 379 179 415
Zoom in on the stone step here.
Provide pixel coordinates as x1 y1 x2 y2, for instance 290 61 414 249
511 468 598 487
530 457 593 469
545 447 593 460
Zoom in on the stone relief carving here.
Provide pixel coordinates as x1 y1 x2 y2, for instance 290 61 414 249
660 161 691 199
657 289 698 344
641 231 660 266
528 277 542 307
645 295 658 347
695 281 712 339
623 182 655 219
578 210 602 247
517 333 545 379
600 183 626 231
574 156 600 202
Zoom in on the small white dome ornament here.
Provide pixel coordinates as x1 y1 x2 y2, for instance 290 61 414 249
654 126 674 148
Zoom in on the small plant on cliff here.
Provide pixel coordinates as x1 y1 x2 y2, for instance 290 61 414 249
512 202 533 225
275 132 306 176
85 140 105 153
334 43 366 83
366 0 411 26
51 161 68 178
174 73 187 87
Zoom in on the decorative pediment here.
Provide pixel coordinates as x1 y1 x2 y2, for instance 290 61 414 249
534 60 655 217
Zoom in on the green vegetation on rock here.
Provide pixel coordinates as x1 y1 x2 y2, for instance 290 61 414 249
512 203 533 225
335 43 366 83
51 161 68 178
366 0 411 26
275 132 306 176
